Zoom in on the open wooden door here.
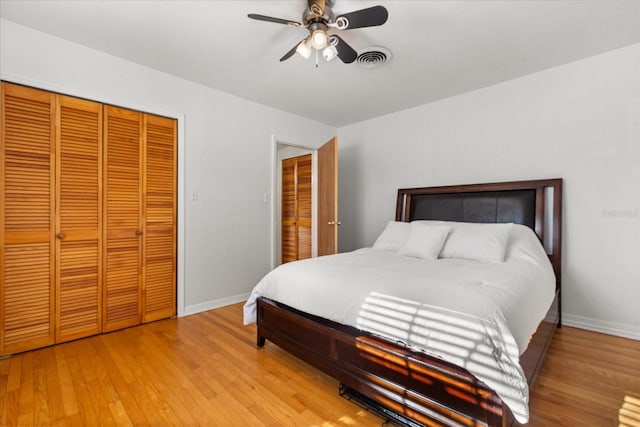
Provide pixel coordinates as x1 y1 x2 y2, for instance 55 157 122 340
317 137 338 256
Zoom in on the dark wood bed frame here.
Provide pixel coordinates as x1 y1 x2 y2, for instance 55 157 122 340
256 179 562 427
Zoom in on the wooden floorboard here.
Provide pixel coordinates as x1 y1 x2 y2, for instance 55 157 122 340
1 303 639 426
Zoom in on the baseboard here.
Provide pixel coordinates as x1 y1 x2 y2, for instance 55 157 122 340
563 313 640 341
183 292 250 317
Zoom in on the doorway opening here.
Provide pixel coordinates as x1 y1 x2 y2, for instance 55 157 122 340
271 137 338 269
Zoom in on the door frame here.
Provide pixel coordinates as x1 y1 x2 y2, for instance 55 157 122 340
270 135 321 269
0 75 187 318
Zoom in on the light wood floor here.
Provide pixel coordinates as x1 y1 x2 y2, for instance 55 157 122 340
1 303 639 426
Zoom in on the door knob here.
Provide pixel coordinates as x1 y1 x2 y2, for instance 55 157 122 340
56 233 65 240
327 221 341 226
136 230 144 236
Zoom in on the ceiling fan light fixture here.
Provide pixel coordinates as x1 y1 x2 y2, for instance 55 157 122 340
248 3 389 65
296 39 312 59
322 45 338 62
310 29 328 49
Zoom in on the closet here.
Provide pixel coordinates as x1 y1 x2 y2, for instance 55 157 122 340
281 154 312 263
0 82 176 356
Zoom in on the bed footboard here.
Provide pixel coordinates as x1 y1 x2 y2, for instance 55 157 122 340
257 296 534 426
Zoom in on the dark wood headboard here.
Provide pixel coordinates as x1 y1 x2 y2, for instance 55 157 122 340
395 179 563 295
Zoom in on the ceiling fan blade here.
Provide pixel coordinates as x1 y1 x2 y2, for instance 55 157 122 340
248 14 301 27
335 6 388 30
331 35 358 64
280 38 307 62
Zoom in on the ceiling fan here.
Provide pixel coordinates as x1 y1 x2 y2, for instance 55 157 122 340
248 0 388 64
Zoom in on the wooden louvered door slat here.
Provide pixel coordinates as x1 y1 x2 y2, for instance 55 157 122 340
1 82 56 355
55 95 103 342
103 106 142 332
142 114 176 322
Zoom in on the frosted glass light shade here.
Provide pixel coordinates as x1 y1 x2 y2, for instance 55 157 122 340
322 45 338 62
296 40 311 59
310 29 328 49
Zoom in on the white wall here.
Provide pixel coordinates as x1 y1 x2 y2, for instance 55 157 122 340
0 19 336 314
338 43 640 340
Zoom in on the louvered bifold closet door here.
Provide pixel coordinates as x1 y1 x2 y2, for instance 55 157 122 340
281 157 297 264
0 83 56 355
142 114 176 322
103 106 143 332
55 95 103 342
296 155 312 260
281 154 312 264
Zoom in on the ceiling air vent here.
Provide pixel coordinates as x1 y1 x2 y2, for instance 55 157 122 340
356 46 392 68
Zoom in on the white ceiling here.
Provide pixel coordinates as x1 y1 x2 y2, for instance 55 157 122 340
2 0 640 127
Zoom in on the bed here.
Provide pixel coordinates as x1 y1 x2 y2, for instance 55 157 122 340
245 179 562 427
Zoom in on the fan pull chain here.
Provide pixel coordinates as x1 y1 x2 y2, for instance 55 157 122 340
316 49 319 68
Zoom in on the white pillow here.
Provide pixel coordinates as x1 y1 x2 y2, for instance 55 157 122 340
439 222 513 263
372 221 410 251
397 222 451 260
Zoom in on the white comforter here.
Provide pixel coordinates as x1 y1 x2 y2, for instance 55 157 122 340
243 225 555 423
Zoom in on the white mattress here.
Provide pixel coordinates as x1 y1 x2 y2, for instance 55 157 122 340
243 224 556 423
